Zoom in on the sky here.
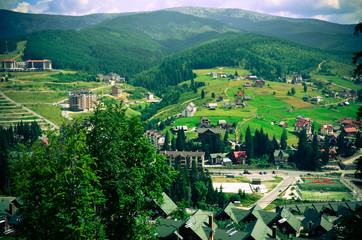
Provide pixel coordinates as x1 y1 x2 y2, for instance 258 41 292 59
1 0 361 24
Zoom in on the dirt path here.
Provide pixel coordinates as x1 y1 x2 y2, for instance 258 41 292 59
224 87 230 98
235 115 256 141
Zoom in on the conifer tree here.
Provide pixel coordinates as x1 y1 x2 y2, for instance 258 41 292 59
281 128 288 150
310 134 320 170
245 126 254 159
163 130 170 151
321 135 330 165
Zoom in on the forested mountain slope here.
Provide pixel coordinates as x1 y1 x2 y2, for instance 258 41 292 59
93 11 242 52
131 34 352 92
167 7 360 53
14 11 244 74
0 9 125 38
23 28 166 75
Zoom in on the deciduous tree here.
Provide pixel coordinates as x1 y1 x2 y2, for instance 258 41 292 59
86 103 174 239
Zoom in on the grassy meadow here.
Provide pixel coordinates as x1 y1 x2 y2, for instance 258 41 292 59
164 67 361 145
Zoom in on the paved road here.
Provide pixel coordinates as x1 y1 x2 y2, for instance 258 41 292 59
255 175 295 209
341 150 362 165
0 91 59 130
208 168 357 209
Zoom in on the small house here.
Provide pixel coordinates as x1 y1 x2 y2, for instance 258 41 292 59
199 117 212 127
210 153 226 165
279 121 288 128
293 74 303 83
235 97 247 106
311 96 323 103
207 103 218 110
217 120 227 128
181 102 196 117
319 125 334 135
197 128 221 140
111 85 122 97
254 80 265 88
294 118 312 135
145 92 154 100
344 126 357 136
237 89 245 97
244 82 252 87
222 102 235 109
243 96 252 101
274 150 289 165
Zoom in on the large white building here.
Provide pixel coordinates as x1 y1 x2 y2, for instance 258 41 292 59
1 59 52 72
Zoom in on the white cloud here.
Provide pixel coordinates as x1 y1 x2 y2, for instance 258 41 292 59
11 0 50 14
317 0 340 9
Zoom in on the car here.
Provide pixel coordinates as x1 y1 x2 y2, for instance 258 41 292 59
272 171 276 174
263 171 267 174
307 173 311 176
259 171 263 175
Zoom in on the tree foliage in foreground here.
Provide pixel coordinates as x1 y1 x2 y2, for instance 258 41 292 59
11 104 174 239
86 103 174 239
11 121 106 239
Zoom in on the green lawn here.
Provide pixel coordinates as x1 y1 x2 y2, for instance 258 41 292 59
312 74 362 90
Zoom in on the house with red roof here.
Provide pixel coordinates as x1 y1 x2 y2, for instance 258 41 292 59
344 126 357 136
319 125 334 135
294 118 313 135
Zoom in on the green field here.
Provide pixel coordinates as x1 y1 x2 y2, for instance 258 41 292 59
26 104 64 126
300 191 353 201
312 74 362 90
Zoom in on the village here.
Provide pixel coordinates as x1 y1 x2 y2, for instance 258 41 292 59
1 61 362 239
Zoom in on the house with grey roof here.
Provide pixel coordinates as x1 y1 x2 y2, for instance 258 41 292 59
181 102 196 117
273 150 289 165
150 192 178 219
197 128 222 140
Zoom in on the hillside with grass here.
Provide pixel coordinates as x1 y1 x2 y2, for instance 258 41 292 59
144 65 361 146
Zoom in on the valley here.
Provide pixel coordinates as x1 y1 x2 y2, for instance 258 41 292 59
0 6 361 239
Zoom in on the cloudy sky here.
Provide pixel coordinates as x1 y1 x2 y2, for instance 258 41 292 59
1 0 361 24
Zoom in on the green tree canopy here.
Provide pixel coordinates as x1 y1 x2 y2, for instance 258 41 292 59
11 121 106 239
86 103 174 239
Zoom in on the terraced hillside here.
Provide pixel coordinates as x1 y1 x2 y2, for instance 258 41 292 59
0 92 43 128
